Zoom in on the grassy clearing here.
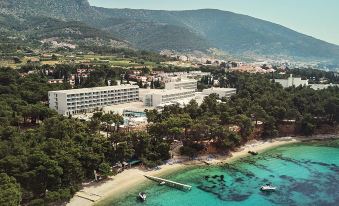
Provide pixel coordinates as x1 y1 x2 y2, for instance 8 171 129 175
1 53 167 69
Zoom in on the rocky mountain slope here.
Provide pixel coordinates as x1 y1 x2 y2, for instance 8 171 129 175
1 0 339 62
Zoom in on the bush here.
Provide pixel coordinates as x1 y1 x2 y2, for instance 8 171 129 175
28 199 44 206
180 146 198 158
141 158 161 168
45 189 71 204
98 162 113 178
0 173 22 206
299 114 316 136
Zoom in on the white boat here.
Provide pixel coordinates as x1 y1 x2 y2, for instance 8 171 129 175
260 185 276 191
139 192 147 201
160 181 166 185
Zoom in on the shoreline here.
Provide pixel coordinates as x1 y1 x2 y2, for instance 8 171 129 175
67 134 338 206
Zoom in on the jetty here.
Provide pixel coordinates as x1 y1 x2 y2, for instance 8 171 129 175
144 175 192 191
75 191 102 202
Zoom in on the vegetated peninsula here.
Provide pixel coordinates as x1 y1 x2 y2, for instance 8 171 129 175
1 61 339 205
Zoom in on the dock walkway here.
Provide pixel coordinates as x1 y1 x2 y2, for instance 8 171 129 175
144 175 192 191
75 191 102 202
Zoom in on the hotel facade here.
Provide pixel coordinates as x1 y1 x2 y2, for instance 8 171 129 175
48 85 139 115
274 74 308 88
143 89 196 107
202 88 237 99
165 79 198 90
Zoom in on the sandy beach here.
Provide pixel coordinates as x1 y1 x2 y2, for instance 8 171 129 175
67 135 337 206
68 162 190 206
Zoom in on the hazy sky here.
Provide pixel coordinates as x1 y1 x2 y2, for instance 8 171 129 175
88 0 339 45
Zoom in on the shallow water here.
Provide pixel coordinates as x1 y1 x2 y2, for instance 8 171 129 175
99 140 339 206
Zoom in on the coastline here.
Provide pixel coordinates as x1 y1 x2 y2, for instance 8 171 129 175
67 134 338 206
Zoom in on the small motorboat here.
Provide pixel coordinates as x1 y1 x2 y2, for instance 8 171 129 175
138 192 147 201
159 181 166 185
248 151 258 155
260 184 276 191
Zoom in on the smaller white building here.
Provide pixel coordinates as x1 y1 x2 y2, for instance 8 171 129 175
165 79 198 90
143 89 196 107
309 84 339 90
274 74 308 88
202 88 237 98
178 55 189 61
48 79 64 84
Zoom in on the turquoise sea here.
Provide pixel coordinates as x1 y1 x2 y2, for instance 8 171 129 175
100 140 339 206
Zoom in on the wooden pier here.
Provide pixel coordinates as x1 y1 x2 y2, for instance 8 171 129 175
75 191 102 202
144 175 192 191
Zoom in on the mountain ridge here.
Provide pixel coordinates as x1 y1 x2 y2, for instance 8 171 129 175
94 7 339 60
1 0 339 62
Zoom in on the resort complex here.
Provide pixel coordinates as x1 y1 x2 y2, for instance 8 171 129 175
48 75 237 116
1 1 339 206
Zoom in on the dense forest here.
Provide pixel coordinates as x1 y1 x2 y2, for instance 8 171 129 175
0 66 170 205
0 67 339 205
146 73 339 157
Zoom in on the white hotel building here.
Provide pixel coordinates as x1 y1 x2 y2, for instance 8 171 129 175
202 87 237 98
143 89 196 107
48 85 139 115
165 79 198 90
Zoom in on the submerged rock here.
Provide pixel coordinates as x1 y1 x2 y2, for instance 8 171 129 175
291 182 319 195
311 161 330 167
279 175 295 182
228 193 251 201
235 177 244 182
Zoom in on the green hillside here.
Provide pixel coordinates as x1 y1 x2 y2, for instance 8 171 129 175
0 13 129 53
1 0 339 62
99 18 211 51
1 0 96 21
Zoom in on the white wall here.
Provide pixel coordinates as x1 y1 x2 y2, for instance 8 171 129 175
202 88 236 98
274 75 308 88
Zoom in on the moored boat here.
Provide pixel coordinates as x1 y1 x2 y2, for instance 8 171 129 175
260 184 276 191
160 181 166 185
